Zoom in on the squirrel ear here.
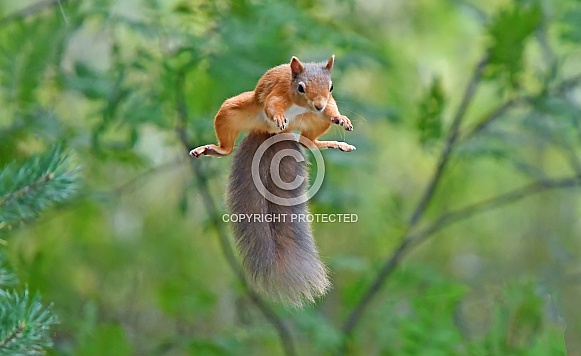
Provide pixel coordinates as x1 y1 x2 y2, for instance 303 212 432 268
325 55 335 71
290 56 304 77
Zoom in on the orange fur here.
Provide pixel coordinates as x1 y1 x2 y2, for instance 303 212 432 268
190 55 355 157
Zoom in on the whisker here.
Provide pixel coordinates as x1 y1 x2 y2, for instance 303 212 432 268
329 122 348 140
334 100 367 122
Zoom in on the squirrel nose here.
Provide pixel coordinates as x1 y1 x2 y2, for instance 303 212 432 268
314 103 324 111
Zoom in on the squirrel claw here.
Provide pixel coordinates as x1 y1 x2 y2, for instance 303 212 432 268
274 115 287 130
337 143 356 152
190 145 210 158
332 116 353 131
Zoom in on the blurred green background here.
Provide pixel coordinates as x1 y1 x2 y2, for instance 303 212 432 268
2 0 581 354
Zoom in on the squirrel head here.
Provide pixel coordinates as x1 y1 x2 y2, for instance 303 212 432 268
290 55 335 112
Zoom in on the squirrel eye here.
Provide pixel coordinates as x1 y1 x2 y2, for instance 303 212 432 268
330 83 334 92
297 83 306 93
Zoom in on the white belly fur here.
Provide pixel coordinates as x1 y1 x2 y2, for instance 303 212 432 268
284 104 310 120
260 104 314 127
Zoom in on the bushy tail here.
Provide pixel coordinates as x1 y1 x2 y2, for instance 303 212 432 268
227 132 329 307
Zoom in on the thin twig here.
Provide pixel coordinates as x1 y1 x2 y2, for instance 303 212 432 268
463 96 531 140
339 174 581 353
411 175 581 246
340 63 581 349
460 72 581 178
463 73 581 140
536 10 557 82
340 56 490 344
556 140 581 176
0 323 25 348
174 69 297 356
0 173 54 207
112 158 185 196
555 73 581 94
0 0 70 27
408 55 489 227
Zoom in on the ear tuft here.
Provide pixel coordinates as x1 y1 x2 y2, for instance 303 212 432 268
290 56 304 77
325 55 335 70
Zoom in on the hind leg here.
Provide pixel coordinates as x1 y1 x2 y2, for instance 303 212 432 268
190 93 253 157
189 113 239 157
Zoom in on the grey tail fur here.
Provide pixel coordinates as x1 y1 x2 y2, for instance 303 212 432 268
227 132 330 307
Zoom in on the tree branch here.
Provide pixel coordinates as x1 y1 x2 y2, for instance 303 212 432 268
339 174 581 354
0 174 53 208
0 0 70 27
340 64 581 350
411 175 581 246
0 323 25 349
463 96 531 140
112 159 184 196
174 68 296 356
340 56 489 344
463 72 581 140
555 73 581 94
408 55 489 227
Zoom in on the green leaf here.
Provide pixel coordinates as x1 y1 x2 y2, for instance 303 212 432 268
0 10 70 107
486 4 542 87
417 77 445 146
68 62 115 101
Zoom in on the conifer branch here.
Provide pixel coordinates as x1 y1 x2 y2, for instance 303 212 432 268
0 290 57 354
0 146 79 233
0 146 78 354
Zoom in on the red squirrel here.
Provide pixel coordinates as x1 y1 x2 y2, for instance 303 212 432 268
190 55 355 306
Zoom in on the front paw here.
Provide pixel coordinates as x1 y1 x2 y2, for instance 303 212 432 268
273 114 288 130
331 115 353 131
337 142 356 152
